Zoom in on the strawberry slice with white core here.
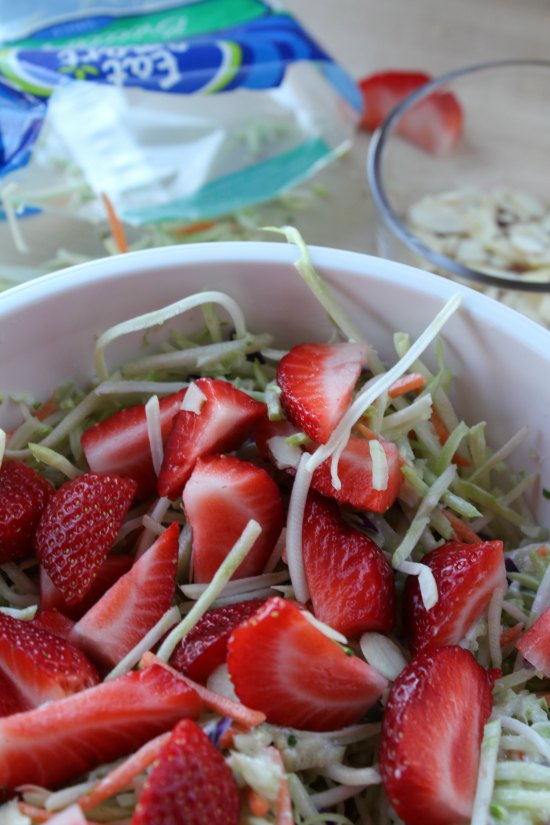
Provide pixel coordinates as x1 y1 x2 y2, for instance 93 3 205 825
276 342 368 444
81 390 185 498
227 597 387 731
379 646 493 825
0 612 99 710
359 70 463 156
183 455 285 583
70 523 179 670
404 540 506 653
0 663 202 790
157 378 266 500
516 604 550 675
34 472 137 606
303 491 395 637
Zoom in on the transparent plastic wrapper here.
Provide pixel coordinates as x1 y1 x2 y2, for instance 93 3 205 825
0 0 361 227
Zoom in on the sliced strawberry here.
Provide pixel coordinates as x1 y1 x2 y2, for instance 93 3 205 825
169 598 266 683
34 472 137 606
158 379 266 500
81 390 185 498
132 718 240 825
256 417 402 514
41 554 134 621
183 455 284 583
379 646 493 825
0 669 25 717
33 609 75 640
404 540 506 653
0 663 203 790
516 604 550 676
303 492 395 636
227 597 387 731
70 523 179 670
359 70 463 156
310 435 402 513
0 460 52 563
0 612 99 710
276 342 367 444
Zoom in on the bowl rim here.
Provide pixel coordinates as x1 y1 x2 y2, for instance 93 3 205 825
366 58 550 293
1 241 550 357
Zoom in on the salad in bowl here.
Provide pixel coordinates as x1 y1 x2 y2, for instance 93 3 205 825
0 232 550 825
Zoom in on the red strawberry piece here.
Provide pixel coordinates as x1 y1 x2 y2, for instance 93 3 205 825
358 70 463 156
132 718 240 825
0 669 25 717
303 492 395 637
257 417 402 513
379 646 493 825
183 455 284 583
0 663 202 790
81 390 185 498
33 608 75 640
41 554 134 621
0 612 99 710
169 598 266 683
34 472 137 606
310 435 403 513
276 342 367 444
0 460 52 563
404 540 506 653
516 604 550 676
227 597 387 731
158 378 266 500
70 523 179 670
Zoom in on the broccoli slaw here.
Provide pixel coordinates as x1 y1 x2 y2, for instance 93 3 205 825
1 231 550 824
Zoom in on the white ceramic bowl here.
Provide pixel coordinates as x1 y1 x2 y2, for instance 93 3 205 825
1 241 549 527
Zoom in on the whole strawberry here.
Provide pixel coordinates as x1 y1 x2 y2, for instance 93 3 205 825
131 718 241 825
35 472 137 605
0 460 52 562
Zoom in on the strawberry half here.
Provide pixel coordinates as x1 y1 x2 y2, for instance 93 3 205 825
158 378 266 500
256 417 402 513
132 718 240 825
0 612 99 710
359 70 463 156
70 523 179 670
34 472 137 606
41 554 134 621
0 663 202 790
0 460 52 563
0 669 25 717
183 455 284 583
303 492 395 636
276 342 367 444
516 604 550 676
379 646 493 825
227 597 387 731
169 598 266 683
32 609 75 640
81 390 185 498
404 540 506 653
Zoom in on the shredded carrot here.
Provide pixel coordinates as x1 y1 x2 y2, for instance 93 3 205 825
33 393 58 422
356 422 378 440
140 653 266 728
431 409 470 467
267 747 293 825
500 622 524 649
537 546 549 557
388 372 426 398
218 723 247 750
101 192 129 254
79 731 170 811
442 508 481 544
172 220 217 237
247 788 271 818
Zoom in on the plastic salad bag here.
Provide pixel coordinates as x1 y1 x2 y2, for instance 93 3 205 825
0 0 361 230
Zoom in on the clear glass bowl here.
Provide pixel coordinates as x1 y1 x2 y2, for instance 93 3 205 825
367 60 550 323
